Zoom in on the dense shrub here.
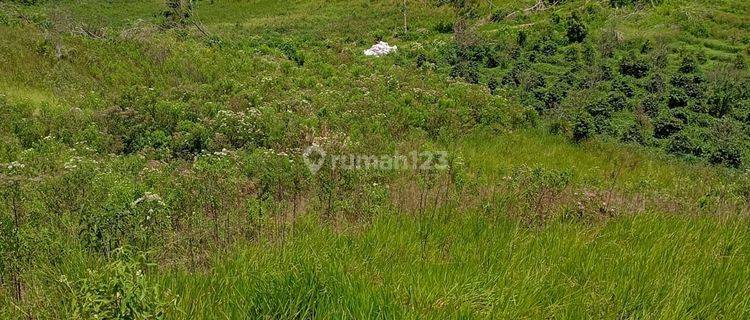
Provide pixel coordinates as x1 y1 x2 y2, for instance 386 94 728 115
666 129 705 158
619 51 650 78
163 0 193 27
532 34 561 56
490 9 507 22
707 120 746 167
709 140 744 167
572 111 595 142
430 2 749 166
653 111 683 139
433 21 454 33
566 13 588 43
621 122 647 144
277 42 305 66
77 171 171 255
450 61 480 83
735 55 747 70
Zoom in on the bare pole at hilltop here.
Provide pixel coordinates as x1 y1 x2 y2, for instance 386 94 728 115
402 0 409 33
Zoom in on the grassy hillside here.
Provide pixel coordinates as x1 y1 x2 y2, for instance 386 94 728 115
1 0 749 318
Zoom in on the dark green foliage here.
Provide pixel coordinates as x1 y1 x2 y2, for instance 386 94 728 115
7 0 46 4
532 34 561 56
416 53 428 68
450 61 480 83
487 78 500 94
619 51 650 78
490 9 507 22
709 140 744 167
430 0 750 167
666 128 705 158
653 111 684 139
667 88 689 109
621 122 647 144
164 0 193 27
537 81 568 110
443 26 493 83
735 55 747 70
278 42 305 66
608 91 630 111
566 13 588 43
707 119 746 167
679 55 699 74
572 111 595 142
586 97 615 118
641 94 665 117
646 72 667 93
435 0 480 18
433 21 454 33
517 30 527 47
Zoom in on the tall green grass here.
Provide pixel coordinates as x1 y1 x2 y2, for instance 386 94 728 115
161 210 750 319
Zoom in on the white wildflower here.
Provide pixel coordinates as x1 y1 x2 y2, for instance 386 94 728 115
132 192 165 207
7 161 25 170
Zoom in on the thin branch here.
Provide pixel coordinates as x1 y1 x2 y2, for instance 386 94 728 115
191 19 210 37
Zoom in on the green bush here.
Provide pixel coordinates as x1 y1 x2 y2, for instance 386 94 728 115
619 51 650 78
735 55 747 70
278 42 305 66
433 21 454 33
490 9 507 22
572 110 595 142
666 129 705 158
566 13 588 43
707 120 746 167
653 111 683 139
450 61 480 83
620 122 647 144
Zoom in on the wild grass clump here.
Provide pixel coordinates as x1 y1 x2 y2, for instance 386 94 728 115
58 250 175 319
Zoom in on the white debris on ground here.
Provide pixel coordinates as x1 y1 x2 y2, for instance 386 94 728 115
364 41 397 57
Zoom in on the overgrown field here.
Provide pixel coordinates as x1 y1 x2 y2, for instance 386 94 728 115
1 0 749 318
